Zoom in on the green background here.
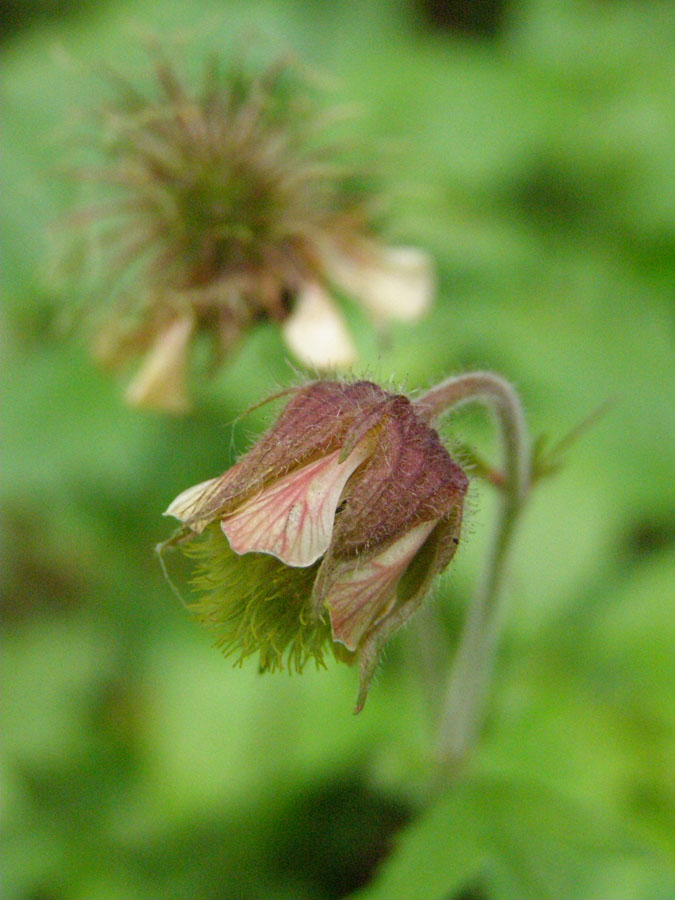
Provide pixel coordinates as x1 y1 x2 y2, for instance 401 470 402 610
2 1 674 898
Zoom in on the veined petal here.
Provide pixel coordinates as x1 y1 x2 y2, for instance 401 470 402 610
164 476 220 532
125 314 194 413
326 246 434 323
325 519 437 651
222 440 372 567
281 282 357 369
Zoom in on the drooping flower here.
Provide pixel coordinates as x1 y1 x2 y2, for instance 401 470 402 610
68 49 434 411
161 380 468 710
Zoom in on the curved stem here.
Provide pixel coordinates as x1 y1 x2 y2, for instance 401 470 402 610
414 372 530 775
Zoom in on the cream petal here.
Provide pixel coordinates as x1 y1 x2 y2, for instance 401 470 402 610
125 315 194 413
281 282 357 369
222 441 372 567
163 476 220 532
327 246 434 322
326 519 437 651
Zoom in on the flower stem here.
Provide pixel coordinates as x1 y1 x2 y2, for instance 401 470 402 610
414 372 530 775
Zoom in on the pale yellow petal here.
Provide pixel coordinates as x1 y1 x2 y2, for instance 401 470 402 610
163 477 220 532
125 315 194 413
327 246 434 322
281 282 357 369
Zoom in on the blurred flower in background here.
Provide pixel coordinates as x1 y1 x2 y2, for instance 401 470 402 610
65 48 434 412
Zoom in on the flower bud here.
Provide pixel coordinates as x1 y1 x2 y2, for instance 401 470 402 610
162 380 468 710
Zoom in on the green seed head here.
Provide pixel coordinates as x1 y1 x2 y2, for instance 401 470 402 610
186 524 353 674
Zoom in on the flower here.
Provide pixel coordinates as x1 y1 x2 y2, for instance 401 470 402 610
162 380 468 710
69 49 434 412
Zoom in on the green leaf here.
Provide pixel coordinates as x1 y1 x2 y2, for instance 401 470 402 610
352 776 671 900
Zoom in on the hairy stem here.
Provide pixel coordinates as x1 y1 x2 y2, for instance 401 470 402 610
414 372 530 775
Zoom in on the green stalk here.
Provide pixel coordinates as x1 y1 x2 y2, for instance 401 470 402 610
414 372 530 774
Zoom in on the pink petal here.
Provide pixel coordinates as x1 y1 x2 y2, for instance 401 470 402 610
326 519 437 651
222 442 372 567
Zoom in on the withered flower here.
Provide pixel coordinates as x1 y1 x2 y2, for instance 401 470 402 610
162 380 468 710
72 50 434 411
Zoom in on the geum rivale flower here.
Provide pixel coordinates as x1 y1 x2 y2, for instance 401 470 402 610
162 380 468 711
70 50 433 412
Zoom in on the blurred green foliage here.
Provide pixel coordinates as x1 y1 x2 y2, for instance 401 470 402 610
2 1 674 898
